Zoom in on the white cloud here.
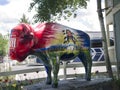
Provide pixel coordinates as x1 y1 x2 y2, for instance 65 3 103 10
0 0 102 35
58 0 101 32
0 0 33 35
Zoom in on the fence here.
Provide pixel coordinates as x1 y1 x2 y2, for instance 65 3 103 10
0 61 117 90
0 46 116 79
0 61 117 79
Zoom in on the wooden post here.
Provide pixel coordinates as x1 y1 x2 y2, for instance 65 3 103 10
63 61 67 80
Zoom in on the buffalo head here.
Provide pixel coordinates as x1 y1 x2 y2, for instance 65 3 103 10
9 23 34 62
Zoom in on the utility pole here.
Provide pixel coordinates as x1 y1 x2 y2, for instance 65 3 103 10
97 0 114 79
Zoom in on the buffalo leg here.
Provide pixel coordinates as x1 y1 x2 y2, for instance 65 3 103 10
33 51 52 84
41 58 52 84
78 49 92 81
37 58 52 84
51 56 60 88
44 64 52 84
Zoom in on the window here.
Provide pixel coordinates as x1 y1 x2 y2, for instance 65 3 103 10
91 39 114 48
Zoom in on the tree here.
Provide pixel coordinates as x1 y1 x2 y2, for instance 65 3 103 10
28 0 114 79
97 0 114 79
0 34 8 60
29 0 89 22
19 14 31 24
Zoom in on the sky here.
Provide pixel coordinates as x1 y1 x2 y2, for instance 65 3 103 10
0 0 104 35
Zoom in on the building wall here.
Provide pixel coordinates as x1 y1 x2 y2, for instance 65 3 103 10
105 0 120 70
113 0 120 6
86 31 114 39
113 10 120 65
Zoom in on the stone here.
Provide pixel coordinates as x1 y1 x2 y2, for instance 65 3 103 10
23 78 114 90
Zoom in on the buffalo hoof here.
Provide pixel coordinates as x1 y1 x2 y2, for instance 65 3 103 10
46 78 52 85
52 83 58 88
86 77 91 81
46 81 52 85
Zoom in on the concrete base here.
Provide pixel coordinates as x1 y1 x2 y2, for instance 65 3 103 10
22 78 117 90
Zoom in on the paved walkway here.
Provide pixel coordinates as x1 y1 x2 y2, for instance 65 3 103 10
23 78 113 90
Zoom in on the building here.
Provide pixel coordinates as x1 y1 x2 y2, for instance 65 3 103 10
86 31 114 39
105 0 120 72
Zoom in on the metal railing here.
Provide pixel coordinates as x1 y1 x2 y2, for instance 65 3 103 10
0 61 117 79
0 46 116 80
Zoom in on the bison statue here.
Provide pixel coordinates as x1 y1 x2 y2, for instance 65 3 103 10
9 22 92 88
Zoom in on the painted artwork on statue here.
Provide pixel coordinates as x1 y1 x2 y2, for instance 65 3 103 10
9 23 92 88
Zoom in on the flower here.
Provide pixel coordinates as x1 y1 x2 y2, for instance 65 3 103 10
12 83 16 87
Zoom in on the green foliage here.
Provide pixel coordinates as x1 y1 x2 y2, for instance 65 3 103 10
115 79 120 88
19 14 31 24
0 76 41 90
29 0 89 22
0 34 8 57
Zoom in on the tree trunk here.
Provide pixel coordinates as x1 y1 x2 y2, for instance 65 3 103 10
97 0 114 79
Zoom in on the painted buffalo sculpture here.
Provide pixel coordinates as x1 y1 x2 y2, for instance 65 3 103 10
9 23 92 88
